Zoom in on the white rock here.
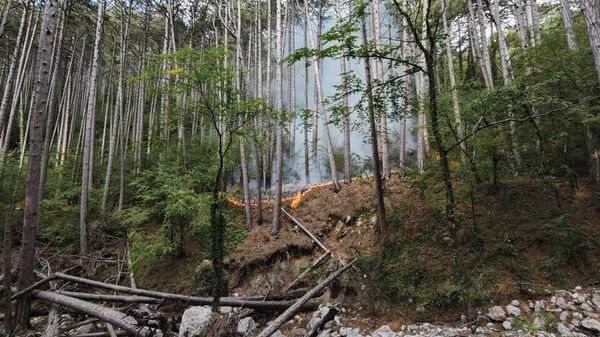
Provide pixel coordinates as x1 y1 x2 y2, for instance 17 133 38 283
219 306 233 314
534 316 547 330
308 317 321 330
372 325 397 337
557 297 569 310
317 330 332 337
580 303 593 312
320 306 332 317
340 327 364 337
573 312 583 320
575 286 582 291
511 299 520 306
506 305 522 317
237 317 257 336
592 293 600 308
487 306 506 321
560 311 570 321
581 318 600 332
502 320 512 330
557 322 571 335
486 322 495 328
572 319 581 327
179 306 214 337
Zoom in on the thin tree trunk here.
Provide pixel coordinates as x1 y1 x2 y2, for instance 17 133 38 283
0 6 27 155
560 0 578 50
336 0 352 183
360 15 386 241
102 2 128 211
272 0 284 235
80 0 105 255
441 0 466 164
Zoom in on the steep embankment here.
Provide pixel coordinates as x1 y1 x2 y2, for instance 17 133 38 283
136 175 600 329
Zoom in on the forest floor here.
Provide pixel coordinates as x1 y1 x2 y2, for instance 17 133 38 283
4 175 600 336
130 174 600 331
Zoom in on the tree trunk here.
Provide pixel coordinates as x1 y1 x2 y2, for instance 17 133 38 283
580 0 600 83
441 0 466 163
560 0 578 50
102 2 129 211
272 0 284 236
15 0 61 327
0 6 27 159
80 0 105 255
361 15 386 241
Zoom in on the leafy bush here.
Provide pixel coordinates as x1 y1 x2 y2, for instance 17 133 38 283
432 283 466 309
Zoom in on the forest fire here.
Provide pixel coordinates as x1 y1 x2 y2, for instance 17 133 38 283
227 181 335 209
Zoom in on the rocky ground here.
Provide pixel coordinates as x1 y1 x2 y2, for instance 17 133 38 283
175 286 600 337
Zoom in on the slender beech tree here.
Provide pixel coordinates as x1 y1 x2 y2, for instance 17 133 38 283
80 0 105 255
272 0 284 235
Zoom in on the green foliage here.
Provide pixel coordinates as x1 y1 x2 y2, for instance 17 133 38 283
432 283 466 309
538 214 590 263
128 230 174 273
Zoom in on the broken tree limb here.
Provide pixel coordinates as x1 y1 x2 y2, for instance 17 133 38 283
72 331 129 337
305 305 338 337
281 208 329 252
54 273 316 310
10 274 57 300
32 290 153 336
41 304 60 337
284 251 331 292
256 259 357 337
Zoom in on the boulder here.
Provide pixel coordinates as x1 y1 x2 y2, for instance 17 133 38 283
581 318 600 332
236 317 257 336
372 325 397 337
179 306 214 337
487 306 506 322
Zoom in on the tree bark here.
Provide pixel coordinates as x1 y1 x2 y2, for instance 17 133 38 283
272 0 284 235
80 0 105 255
361 14 386 240
15 0 61 327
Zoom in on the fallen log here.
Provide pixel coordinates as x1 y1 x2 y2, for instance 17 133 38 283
305 305 338 337
54 273 316 310
72 331 129 337
58 291 163 304
256 259 357 337
281 208 329 252
284 252 331 292
32 290 154 336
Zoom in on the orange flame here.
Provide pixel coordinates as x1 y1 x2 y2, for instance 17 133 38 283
227 181 335 209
